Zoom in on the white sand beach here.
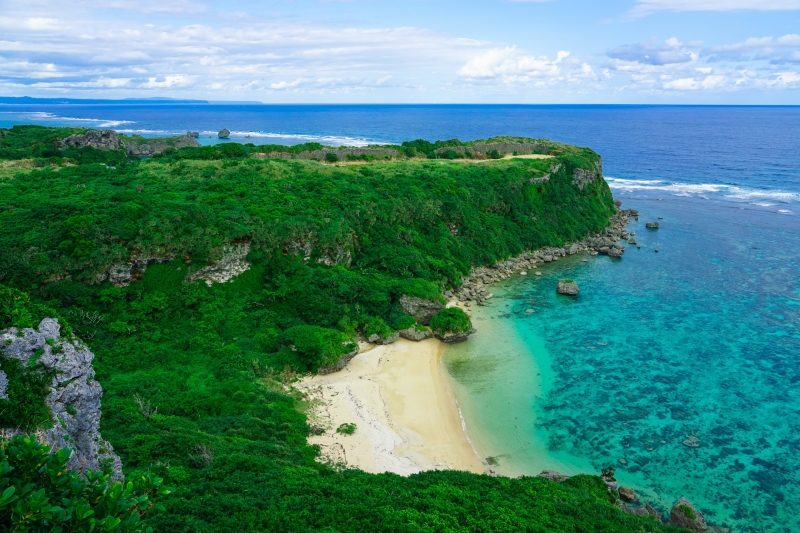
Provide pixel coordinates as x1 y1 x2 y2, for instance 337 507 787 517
298 338 485 475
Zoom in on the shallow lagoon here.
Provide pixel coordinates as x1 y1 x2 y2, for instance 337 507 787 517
445 195 800 533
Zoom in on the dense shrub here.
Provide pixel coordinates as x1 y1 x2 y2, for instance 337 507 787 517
283 325 357 368
0 435 168 533
429 307 472 335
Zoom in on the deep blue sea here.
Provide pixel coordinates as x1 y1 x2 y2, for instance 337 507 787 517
2 104 799 532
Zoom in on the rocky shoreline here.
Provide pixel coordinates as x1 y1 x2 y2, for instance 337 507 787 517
446 206 638 308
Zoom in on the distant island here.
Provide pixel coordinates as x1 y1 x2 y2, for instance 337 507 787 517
0 96 211 105
0 125 700 532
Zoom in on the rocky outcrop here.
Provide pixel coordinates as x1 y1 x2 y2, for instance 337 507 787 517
398 326 432 342
367 331 399 345
218 129 230 139
399 295 445 326
94 254 174 287
537 470 571 482
187 131 199 138
646 222 660 229
620 503 661 521
668 498 708 532
618 487 636 503
186 243 251 285
572 159 603 190
433 327 476 344
60 130 121 151
123 135 200 156
557 280 579 296
317 346 359 375
0 319 122 480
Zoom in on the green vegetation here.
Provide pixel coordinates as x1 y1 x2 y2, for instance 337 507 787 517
0 435 168 533
336 422 357 435
680 504 697 520
429 308 473 336
0 127 687 532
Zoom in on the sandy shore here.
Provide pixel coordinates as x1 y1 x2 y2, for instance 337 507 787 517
298 338 485 475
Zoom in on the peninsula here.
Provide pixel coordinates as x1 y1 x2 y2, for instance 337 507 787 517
0 125 694 532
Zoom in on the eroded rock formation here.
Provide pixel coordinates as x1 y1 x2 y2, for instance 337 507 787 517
0 319 123 480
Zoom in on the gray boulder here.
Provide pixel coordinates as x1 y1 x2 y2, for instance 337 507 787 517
398 327 432 342
646 222 659 229
557 280 579 296
187 131 199 138
1 319 123 480
60 130 121 151
367 331 400 345
218 128 231 139
399 295 445 326
668 497 708 532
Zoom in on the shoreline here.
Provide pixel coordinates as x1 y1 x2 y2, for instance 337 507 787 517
298 338 485 475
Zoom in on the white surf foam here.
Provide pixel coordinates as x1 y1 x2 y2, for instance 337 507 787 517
606 177 800 205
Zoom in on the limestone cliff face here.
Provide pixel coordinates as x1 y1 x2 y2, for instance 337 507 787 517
186 243 251 285
59 129 200 156
0 319 123 480
60 130 121 151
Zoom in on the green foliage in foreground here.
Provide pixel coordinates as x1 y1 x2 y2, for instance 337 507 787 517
429 307 473 335
0 128 687 532
0 435 168 533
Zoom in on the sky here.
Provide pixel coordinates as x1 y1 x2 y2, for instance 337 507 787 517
1 0 799 103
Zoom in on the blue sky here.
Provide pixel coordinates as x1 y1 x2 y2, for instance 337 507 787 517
1 0 799 103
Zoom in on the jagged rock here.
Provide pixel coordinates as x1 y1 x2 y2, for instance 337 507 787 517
646 222 659 229
557 280 579 296
218 128 231 139
398 327 432 342
0 319 123 480
618 487 637 503
668 498 708 532
399 295 445 326
187 243 251 285
317 346 359 375
572 160 603 190
614 200 622 208
434 328 476 344
367 331 400 345
95 255 174 287
187 131 199 138
568 243 580 255
537 470 570 482
607 246 624 258
60 130 121 151
620 503 661 520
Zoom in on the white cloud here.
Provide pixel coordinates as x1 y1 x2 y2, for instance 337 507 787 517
777 34 800 46
630 0 800 17
458 47 570 82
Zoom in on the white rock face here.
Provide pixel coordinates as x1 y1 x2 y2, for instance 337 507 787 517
0 319 123 479
187 243 251 285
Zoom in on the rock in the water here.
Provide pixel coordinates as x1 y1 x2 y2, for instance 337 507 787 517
187 131 200 138
399 295 445 326
1 319 123 480
398 326 432 342
60 130 121 151
535 272 542 276
614 200 622 208
646 222 659 229
557 280 579 296
537 470 570 482
668 498 708 532
618 487 637 503
218 128 231 139
434 328 476 344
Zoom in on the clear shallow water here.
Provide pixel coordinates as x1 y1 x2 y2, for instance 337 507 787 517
445 194 800 533
3 104 800 532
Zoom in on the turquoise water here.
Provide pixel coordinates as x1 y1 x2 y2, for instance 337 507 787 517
445 195 800 533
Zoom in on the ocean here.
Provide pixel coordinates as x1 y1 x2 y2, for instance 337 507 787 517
2 103 799 532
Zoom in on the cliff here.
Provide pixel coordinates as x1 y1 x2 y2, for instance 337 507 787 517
0 318 122 479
